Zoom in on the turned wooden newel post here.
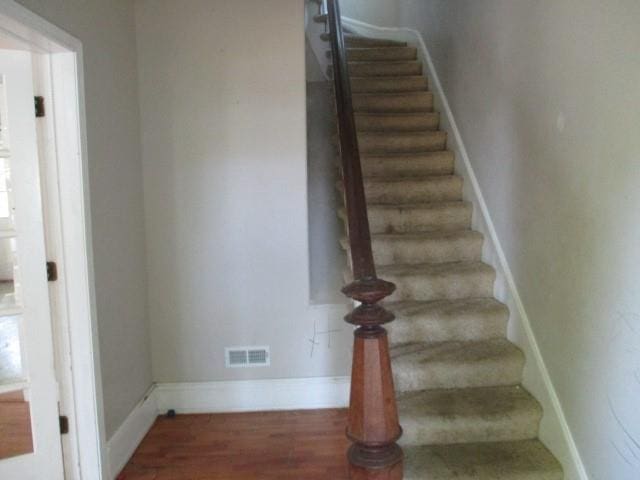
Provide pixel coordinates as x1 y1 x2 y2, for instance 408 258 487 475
343 278 403 479
323 0 404 477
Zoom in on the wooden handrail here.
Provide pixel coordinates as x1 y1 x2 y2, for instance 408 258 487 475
324 1 404 478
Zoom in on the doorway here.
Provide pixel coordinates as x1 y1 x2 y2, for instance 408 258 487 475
0 2 103 479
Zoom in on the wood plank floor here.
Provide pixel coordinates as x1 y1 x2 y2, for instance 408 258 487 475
118 409 350 480
0 391 33 460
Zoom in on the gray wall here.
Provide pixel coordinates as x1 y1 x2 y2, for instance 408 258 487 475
15 0 152 439
343 1 640 478
136 0 351 384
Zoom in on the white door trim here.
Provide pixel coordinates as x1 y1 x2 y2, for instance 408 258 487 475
0 1 105 478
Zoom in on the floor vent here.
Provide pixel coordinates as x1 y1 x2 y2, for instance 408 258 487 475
225 346 270 368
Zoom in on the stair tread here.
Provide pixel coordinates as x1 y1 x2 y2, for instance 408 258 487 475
358 130 446 154
356 112 441 133
341 201 471 217
354 91 433 98
340 34 408 47
341 201 473 235
365 200 470 209
358 131 446 148
353 91 434 114
343 229 483 267
354 111 440 123
337 61 423 77
391 338 523 368
386 298 509 343
404 439 563 480
345 47 417 53
364 174 461 184
342 230 483 252
376 260 494 302
398 385 542 446
351 75 426 81
347 46 416 52
391 338 524 391
386 297 507 318
363 150 452 156
356 111 436 118
351 76 429 94
358 130 443 137
371 229 483 242
349 60 422 65
379 260 492 276
342 47 418 61
398 385 540 420
361 154 454 175
357 175 463 204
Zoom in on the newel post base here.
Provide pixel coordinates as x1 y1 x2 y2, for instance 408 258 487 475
343 278 404 480
348 444 404 480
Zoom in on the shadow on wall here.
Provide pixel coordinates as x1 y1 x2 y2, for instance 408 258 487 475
306 80 347 305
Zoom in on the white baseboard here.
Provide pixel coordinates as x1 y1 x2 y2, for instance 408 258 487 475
106 386 158 479
155 376 350 414
343 16 589 480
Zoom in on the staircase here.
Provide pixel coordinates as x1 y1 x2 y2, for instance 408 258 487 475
332 34 564 479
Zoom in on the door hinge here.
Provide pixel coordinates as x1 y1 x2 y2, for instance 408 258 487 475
34 96 45 117
47 261 58 282
59 415 69 435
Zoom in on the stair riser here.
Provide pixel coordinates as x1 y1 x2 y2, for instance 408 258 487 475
358 133 446 154
399 410 541 446
337 62 423 77
387 314 508 344
384 268 495 302
353 93 434 113
351 77 428 94
364 205 473 234
345 47 418 62
370 236 483 265
356 113 439 132
393 356 523 392
364 178 463 204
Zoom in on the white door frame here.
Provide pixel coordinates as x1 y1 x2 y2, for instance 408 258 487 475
0 1 105 479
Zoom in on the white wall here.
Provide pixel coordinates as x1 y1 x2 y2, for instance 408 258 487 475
135 0 351 384
340 0 398 27
14 0 152 439
347 1 640 478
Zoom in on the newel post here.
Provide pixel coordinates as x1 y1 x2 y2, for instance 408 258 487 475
343 277 403 480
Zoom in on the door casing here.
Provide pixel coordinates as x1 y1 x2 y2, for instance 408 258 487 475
0 1 106 478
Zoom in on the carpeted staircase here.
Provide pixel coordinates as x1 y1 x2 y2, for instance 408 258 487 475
332 34 564 479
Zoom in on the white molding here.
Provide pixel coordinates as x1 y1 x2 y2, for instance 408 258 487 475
106 387 158 480
155 376 350 414
342 16 589 480
0 0 82 52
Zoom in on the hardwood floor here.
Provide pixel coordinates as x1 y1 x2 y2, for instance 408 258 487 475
119 409 350 480
0 391 33 460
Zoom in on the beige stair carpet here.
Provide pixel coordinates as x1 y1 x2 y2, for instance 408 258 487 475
329 34 564 479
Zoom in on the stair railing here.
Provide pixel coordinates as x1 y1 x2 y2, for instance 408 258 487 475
323 1 404 478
